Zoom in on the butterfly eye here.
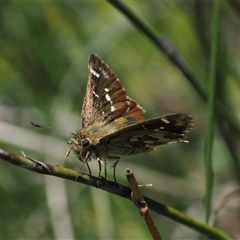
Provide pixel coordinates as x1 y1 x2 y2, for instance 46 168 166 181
81 139 89 147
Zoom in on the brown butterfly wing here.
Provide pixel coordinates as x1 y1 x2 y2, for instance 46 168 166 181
81 54 145 129
99 114 194 155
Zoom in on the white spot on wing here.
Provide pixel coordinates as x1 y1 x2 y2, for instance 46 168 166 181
102 70 109 79
105 93 111 102
161 118 170 124
126 100 131 113
111 106 116 112
104 88 109 92
90 68 100 78
93 91 99 98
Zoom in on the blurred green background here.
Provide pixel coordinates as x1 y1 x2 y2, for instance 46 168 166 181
0 1 240 239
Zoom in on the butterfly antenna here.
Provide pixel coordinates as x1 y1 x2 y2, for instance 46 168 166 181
31 122 73 135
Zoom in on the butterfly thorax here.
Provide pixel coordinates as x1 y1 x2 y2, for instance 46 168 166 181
68 121 120 162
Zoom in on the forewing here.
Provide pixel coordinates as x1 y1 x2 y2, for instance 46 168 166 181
81 54 145 128
100 114 194 154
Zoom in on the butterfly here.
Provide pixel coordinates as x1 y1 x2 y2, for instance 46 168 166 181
68 54 194 182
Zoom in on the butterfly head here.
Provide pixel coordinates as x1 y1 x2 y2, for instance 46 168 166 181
68 132 92 162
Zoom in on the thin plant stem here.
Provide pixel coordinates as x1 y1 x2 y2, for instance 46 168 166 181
204 0 220 224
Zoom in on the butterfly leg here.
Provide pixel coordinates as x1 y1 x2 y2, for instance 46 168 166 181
58 147 72 166
79 161 92 176
86 162 92 175
104 162 107 179
75 151 91 181
97 157 102 179
96 158 107 180
113 158 120 183
109 156 120 183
